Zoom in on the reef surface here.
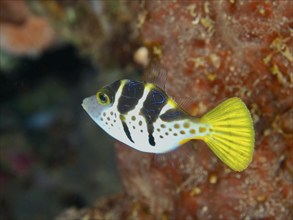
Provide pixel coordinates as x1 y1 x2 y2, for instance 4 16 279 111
57 1 292 219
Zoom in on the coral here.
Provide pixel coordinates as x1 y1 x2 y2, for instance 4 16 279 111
55 0 292 219
0 0 56 56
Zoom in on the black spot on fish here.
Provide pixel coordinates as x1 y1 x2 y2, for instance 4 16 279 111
140 87 167 146
118 80 144 114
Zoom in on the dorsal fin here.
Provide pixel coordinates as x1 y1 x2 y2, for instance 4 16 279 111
172 96 194 115
145 66 167 90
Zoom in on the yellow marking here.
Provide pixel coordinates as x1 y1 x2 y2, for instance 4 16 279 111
145 83 155 90
179 138 191 145
160 124 166 128
174 124 180 129
199 127 207 133
190 129 196 134
119 114 126 121
131 116 136 121
180 130 186 135
167 99 177 108
183 122 190 128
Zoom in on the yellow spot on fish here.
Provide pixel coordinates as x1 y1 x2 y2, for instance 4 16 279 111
180 130 186 135
199 127 206 133
190 129 196 134
183 122 190 128
174 124 180 129
131 116 136 121
161 124 166 128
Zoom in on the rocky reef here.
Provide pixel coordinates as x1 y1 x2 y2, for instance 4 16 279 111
57 0 293 219
1 0 291 219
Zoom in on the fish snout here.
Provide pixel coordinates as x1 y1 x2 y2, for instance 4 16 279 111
81 97 92 111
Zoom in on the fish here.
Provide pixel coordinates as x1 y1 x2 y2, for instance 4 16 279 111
82 77 255 172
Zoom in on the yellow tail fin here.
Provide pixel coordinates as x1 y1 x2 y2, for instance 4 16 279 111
199 97 255 171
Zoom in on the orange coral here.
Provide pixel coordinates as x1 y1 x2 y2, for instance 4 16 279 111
0 0 56 56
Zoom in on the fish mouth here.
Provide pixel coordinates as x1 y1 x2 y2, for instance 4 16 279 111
81 98 89 111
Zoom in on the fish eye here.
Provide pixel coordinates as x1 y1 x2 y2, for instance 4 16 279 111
96 92 110 105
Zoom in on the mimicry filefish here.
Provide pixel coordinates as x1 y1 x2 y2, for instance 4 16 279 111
82 75 255 172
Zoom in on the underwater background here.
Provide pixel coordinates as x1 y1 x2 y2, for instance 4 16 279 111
0 1 292 220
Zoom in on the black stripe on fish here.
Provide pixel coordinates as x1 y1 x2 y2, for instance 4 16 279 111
120 115 134 143
104 80 121 103
117 80 145 114
160 108 186 121
140 87 167 146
